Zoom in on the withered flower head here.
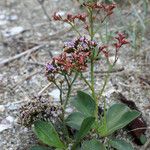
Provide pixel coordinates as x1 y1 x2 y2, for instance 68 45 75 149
53 12 62 21
99 45 109 58
53 11 88 23
114 33 129 49
19 100 62 127
83 2 116 16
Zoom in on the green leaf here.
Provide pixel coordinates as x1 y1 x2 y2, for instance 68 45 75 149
66 112 85 130
99 103 141 136
81 139 106 150
72 91 96 117
76 117 95 142
34 120 65 149
109 139 134 150
30 145 50 150
140 134 147 145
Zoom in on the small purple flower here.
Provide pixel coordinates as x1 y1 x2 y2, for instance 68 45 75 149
90 40 97 47
79 37 89 46
79 37 85 42
64 41 75 48
81 42 88 49
79 37 88 43
46 63 55 72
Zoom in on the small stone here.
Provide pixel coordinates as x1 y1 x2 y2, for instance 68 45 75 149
0 105 5 112
23 127 28 132
2 26 24 37
8 15 18 21
0 124 11 132
1 116 14 125
49 89 60 100
5 102 20 110
66 107 73 113
0 14 5 20
0 20 7 26
6 116 15 123
103 87 116 98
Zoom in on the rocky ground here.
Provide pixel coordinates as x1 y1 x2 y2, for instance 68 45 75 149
0 0 150 150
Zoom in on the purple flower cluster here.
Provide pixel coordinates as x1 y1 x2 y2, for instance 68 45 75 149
63 37 97 53
46 37 98 80
46 63 55 72
64 40 75 49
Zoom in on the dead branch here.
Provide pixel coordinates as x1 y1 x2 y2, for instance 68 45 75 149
38 82 52 97
94 67 124 74
38 74 59 96
0 44 45 67
0 26 72 67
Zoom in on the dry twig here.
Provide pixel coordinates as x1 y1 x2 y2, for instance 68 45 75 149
38 75 59 96
95 67 124 74
0 44 45 67
38 82 52 97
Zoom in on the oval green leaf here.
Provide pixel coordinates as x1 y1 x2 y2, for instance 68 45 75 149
76 116 95 142
140 134 147 145
99 103 141 136
81 139 106 150
72 91 96 117
109 139 134 150
66 112 85 130
34 120 65 149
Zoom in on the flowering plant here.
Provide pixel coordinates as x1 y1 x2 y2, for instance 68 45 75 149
25 1 141 150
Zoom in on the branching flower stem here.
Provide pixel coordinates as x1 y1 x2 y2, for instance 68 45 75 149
63 72 79 111
89 8 94 40
80 73 92 91
69 22 81 37
98 63 114 100
53 80 69 141
59 72 78 143
88 7 99 121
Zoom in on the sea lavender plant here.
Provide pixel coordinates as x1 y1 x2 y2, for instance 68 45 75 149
21 1 141 150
